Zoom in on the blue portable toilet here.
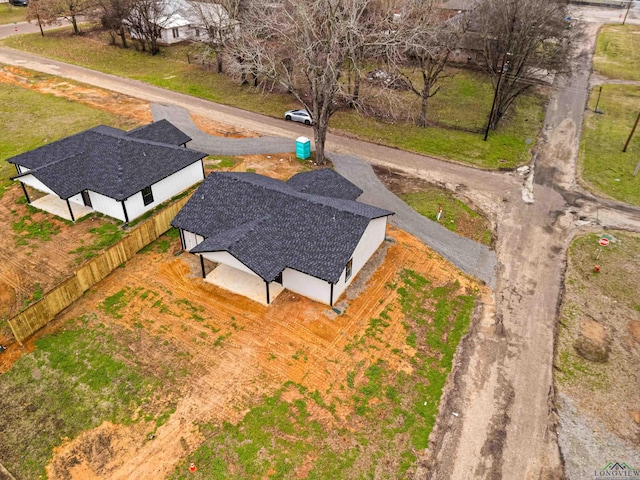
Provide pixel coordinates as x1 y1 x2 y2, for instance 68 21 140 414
296 136 311 160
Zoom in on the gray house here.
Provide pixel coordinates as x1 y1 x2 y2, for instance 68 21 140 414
172 169 393 306
8 120 207 222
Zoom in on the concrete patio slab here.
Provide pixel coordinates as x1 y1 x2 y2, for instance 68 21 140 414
30 194 93 222
205 264 284 305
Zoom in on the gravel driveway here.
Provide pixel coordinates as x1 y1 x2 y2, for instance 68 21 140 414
151 104 296 155
6 44 636 478
151 104 497 288
330 153 497 288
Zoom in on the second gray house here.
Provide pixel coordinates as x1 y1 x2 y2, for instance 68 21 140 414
171 169 394 306
8 120 207 222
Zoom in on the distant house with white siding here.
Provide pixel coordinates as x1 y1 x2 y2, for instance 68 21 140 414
127 0 237 46
171 169 394 306
8 120 207 223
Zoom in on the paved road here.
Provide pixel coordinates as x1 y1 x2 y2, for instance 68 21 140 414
0 17 78 39
570 4 640 25
2 22 640 479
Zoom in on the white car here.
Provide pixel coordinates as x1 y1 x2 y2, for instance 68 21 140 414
284 109 313 125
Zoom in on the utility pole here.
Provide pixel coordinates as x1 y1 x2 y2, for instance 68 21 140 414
484 11 517 142
594 85 604 114
623 0 632 25
622 110 640 153
484 51 510 141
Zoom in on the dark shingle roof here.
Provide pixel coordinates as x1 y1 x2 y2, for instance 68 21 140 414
8 122 206 201
172 172 393 284
125 119 192 146
286 168 363 200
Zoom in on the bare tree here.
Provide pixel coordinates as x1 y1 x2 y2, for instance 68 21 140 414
188 0 243 73
27 0 89 35
60 0 89 34
343 0 394 108
475 0 571 131
127 0 170 54
26 0 47 36
393 1 469 127
91 0 134 47
231 0 386 165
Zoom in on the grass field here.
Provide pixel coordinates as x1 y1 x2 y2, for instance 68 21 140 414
399 190 493 245
1 27 546 169
593 24 640 81
0 315 188 479
0 82 139 195
0 3 26 25
555 231 640 446
579 85 640 205
374 165 495 246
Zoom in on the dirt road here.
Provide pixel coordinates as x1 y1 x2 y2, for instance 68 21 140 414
2 17 640 478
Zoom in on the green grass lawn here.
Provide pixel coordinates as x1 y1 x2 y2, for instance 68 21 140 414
579 85 640 205
331 89 542 169
594 24 640 81
555 232 640 442
0 3 26 25
373 165 494 246
2 27 546 169
0 81 140 196
399 190 493 246
0 315 185 479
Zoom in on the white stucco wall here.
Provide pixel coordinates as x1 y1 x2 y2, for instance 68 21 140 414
182 230 204 251
16 165 29 174
201 251 258 276
18 174 55 195
124 161 203 221
181 214 388 306
282 268 332 305
332 216 388 302
90 191 127 222
158 25 190 45
68 192 84 206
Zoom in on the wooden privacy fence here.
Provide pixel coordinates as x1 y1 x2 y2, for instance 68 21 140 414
230 160 246 172
8 196 191 345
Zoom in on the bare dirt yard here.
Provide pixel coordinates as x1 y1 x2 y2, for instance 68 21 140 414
0 151 305 375
0 68 488 478
0 65 153 124
0 65 256 138
555 231 640 478
0 186 124 338
0 221 487 479
0 68 275 369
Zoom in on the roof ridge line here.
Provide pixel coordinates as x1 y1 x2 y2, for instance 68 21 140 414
14 151 84 177
226 215 272 250
223 172 376 217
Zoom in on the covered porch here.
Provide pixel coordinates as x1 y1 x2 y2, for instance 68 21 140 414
204 263 285 306
30 194 93 222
